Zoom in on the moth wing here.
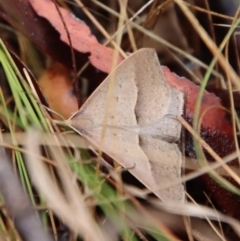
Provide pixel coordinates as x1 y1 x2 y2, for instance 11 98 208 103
70 48 184 202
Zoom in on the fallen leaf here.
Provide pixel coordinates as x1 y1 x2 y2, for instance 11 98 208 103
163 66 240 219
162 66 233 135
0 0 88 70
69 48 185 202
28 0 123 73
38 63 78 119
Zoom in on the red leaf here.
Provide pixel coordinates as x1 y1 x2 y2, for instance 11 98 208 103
162 67 240 219
162 66 233 137
28 0 123 73
0 0 84 68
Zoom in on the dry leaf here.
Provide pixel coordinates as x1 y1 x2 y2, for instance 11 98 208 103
69 48 185 202
38 63 78 119
28 0 123 73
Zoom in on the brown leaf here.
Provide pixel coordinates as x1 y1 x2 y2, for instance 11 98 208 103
38 63 78 119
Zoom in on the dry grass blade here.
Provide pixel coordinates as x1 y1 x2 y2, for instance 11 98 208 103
180 117 240 186
175 0 240 89
149 199 240 238
25 129 108 241
92 0 225 80
0 147 54 241
1 132 89 149
73 0 127 58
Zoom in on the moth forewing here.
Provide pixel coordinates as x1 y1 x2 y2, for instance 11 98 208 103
70 48 185 202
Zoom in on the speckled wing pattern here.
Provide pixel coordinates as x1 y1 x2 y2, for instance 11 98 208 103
70 48 185 202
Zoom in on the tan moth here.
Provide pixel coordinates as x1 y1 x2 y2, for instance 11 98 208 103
68 48 185 202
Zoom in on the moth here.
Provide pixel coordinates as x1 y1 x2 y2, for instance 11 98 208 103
68 48 185 202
